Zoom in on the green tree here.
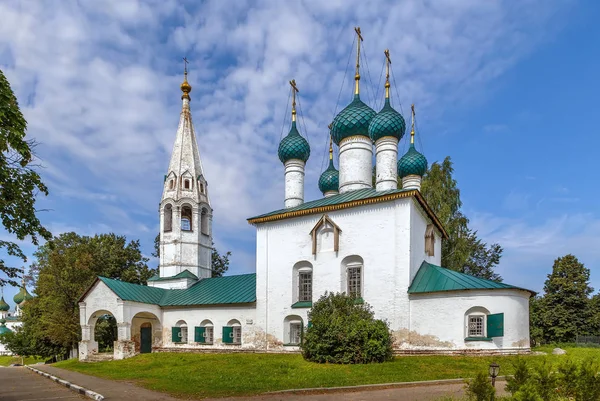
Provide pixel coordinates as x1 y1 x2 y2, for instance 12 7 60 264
529 296 544 346
420 157 503 280
538 254 593 343
18 232 154 357
0 69 51 286
153 233 231 278
301 292 393 364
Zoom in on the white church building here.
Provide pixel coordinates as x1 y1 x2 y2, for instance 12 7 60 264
78 37 532 361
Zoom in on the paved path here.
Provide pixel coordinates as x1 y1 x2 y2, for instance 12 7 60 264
31 364 508 400
0 366 84 401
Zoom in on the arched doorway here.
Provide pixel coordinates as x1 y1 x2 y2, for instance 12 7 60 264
87 310 117 358
132 312 162 354
140 323 152 353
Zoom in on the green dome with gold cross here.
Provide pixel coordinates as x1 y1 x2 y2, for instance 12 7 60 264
398 143 428 178
331 94 376 145
278 121 311 163
13 286 33 305
368 98 406 142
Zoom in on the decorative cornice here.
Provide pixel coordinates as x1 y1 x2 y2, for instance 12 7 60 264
247 189 448 238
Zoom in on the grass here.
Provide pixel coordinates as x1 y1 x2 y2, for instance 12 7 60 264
0 355 45 366
52 346 600 399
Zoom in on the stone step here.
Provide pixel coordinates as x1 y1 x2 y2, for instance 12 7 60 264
84 353 114 362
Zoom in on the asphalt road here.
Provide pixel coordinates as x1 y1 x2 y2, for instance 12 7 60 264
0 366 84 401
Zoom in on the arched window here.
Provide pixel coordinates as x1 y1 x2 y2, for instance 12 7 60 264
425 224 435 257
464 307 490 339
341 255 363 299
292 261 313 305
200 183 204 193
223 319 241 345
199 320 214 344
201 208 209 235
184 179 191 190
284 315 304 345
164 204 173 232
172 320 188 344
181 205 193 231
169 179 174 190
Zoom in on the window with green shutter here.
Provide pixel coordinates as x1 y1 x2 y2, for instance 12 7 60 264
195 327 206 343
487 313 504 337
172 327 181 343
222 326 233 344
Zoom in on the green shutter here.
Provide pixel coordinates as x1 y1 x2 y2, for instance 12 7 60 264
195 327 206 343
487 313 504 337
222 326 233 344
171 327 181 343
307 321 313 328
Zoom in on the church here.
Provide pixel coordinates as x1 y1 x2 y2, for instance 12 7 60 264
78 31 532 361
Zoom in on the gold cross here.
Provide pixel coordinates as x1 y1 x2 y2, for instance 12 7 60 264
183 57 189 74
289 79 299 121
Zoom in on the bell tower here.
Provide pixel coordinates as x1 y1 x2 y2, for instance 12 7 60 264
154 59 213 287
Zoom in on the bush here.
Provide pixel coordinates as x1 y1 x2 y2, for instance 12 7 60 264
300 292 393 364
465 371 495 401
506 357 531 395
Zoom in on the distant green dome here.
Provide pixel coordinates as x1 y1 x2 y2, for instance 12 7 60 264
0 324 12 335
13 287 32 305
278 121 310 163
0 297 8 311
398 144 428 178
368 98 406 142
0 318 5 325
331 94 376 145
318 158 339 194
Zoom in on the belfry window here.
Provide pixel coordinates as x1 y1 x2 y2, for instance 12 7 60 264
299 272 312 302
164 204 173 232
169 179 174 190
184 179 191 190
425 224 435 257
181 205 193 231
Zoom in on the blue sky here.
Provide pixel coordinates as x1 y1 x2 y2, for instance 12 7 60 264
0 0 598 308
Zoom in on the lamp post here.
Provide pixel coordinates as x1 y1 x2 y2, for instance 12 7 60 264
489 362 500 387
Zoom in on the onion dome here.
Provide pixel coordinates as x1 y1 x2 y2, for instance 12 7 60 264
181 60 192 100
398 143 427 178
368 98 406 142
0 318 5 324
13 286 32 305
0 296 9 311
319 157 339 195
0 324 12 335
278 121 310 163
331 95 376 145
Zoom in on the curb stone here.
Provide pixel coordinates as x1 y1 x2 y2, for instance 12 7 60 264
265 376 508 395
26 366 105 401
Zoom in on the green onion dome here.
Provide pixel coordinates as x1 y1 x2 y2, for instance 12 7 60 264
0 324 12 335
331 94 376 145
13 287 32 305
0 318 5 324
398 143 428 178
368 98 406 142
278 121 310 163
318 158 339 194
0 296 9 311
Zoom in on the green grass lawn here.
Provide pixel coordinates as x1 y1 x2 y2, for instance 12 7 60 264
0 355 45 366
52 346 600 399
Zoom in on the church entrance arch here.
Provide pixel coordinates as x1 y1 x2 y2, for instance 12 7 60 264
131 311 162 354
87 309 117 357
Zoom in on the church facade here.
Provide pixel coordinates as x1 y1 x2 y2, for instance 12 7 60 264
78 40 532 361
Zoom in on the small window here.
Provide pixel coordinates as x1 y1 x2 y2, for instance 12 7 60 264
468 315 485 337
425 224 435 257
201 208 209 235
184 179 191 190
299 272 312 302
289 323 302 345
205 326 214 344
233 326 241 344
169 179 174 190
181 205 193 231
200 183 204 193
164 204 173 232
347 266 361 298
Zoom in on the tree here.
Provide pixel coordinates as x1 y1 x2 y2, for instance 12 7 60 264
16 232 154 357
420 157 503 280
301 292 393 364
537 254 593 343
153 234 231 278
0 69 51 286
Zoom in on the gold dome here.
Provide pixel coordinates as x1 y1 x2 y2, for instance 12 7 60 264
181 73 192 100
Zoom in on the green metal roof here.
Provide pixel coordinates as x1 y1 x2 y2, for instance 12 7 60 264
0 324 12 335
161 274 256 306
147 270 198 282
92 274 256 307
249 188 411 220
408 261 534 294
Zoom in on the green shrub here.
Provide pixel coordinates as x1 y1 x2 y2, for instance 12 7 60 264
300 292 393 364
530 360 556 401
556 359 577 399
575 359 600 401
512 382 543 401
465 371 495 401
506 357 531 395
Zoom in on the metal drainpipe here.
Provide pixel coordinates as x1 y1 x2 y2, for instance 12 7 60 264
265 229 269 352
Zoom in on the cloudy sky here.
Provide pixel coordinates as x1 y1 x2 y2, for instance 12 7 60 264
1 0 598 306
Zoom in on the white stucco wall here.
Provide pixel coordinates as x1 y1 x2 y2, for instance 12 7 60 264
284 159 305 208
374 137 398 191
338 136 373 193
408 289 531 351
409 200 442 282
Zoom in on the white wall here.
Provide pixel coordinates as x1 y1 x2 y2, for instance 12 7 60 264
408 289 531 351
409 200 442 282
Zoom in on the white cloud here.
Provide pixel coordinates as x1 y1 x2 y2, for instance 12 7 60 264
0 0 573 278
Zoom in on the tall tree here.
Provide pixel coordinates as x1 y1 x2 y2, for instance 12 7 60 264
153 234 231 278
420 157 503 280
0 69 51 286
538 254 593 343
19 232 154 356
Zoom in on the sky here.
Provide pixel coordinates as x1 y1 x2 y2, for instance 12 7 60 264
1 0 599 308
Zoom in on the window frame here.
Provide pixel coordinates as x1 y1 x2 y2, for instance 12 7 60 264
467 314 485 338
232 326 241 345
289 322 302 345
181 205 193 232
347 265 362 298
298 271 312 302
